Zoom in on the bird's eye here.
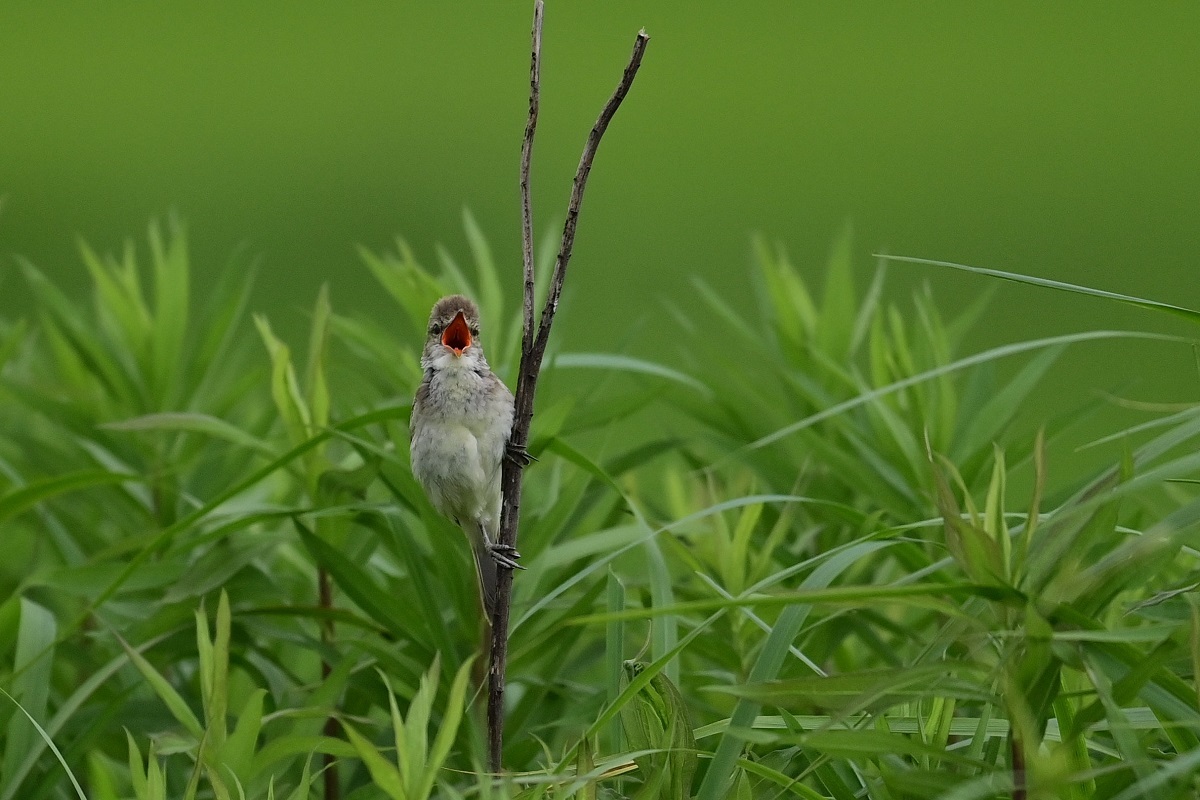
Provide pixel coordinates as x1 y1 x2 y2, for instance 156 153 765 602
469 326 480 337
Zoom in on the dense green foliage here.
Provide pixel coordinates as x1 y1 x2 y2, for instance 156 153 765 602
1 218 1199 799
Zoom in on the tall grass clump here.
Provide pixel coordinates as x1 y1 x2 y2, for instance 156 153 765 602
0 215 1198 799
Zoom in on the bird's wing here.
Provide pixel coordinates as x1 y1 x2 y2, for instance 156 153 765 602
410 379 431 442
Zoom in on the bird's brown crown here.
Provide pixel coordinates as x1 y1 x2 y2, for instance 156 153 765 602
427 295 480 333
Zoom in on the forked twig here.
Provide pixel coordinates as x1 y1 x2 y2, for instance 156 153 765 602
518 2 542 356
487 1 649 771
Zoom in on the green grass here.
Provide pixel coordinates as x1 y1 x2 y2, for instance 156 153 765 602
1 217 1199 799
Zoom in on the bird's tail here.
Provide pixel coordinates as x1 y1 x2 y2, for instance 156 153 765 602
466 519 498 618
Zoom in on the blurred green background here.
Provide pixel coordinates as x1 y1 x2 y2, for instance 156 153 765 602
2 2 1197 417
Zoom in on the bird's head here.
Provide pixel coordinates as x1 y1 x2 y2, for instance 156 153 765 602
422 294 487 371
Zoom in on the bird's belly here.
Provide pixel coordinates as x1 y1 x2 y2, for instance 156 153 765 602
411 422 491 518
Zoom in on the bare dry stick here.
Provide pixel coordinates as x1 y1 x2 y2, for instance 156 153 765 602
487 6 650 771
519 1 542 354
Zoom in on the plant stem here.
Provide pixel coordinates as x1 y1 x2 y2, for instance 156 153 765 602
319 566 339 800
487 1 649 772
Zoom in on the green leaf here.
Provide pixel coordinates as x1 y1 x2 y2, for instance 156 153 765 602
145 741 165 800
78 238 150 365
344 722 406 800
951 344 1063 464
0 600 58 797
878 254 1200 324
753 236 815 359
747 330 1187 452
425 656 475 791
463 208 503 349
551 352 711 395
101 412 275 457
816 222 856 360
358 241 444 341
220 689 265 789
0 689 86 800
283 754 314 800
397 660 435 797
209 590 232 753
20 258 143 402
982 445 1011 579
293 520 411 639
696 540 895 800
606 569 627 756
1 635 169 800
149 217 190 406
0 470 134 526
116 633 204 739
127 731 148 800
932 455 1005 586
304 284 332 431
254 315 312 446
620 662 697 800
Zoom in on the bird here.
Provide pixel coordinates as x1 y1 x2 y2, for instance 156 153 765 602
409 294 531 615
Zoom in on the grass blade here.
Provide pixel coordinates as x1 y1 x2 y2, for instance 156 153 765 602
877 254 1200 324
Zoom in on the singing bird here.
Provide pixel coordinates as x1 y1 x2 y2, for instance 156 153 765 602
409 295 529 614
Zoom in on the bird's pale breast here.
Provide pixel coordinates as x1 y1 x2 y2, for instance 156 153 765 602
410 363 512 524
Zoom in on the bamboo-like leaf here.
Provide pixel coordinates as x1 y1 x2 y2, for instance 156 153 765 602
195 604 214 730
0 599 56 794
0 470 134 525
78 238 150 364
931 454 1005 586
983 445 1011 579
463 208 503 346
1081 652 1154 786
753 236 814 359
425 656 475 792
149 218 190 406
606 569 626 757
358 242 445 341
736 757 826 799
747 330 1188 452
696 541 895 800
102 412 275 457
210 590 232 753
187 248 257 403
127 731 148 800
398 660 436 796
254 315 311 446
145 741 165 800
220 689 265 788
645 538 678 684
620 661 697 800
0 689 85 800
293 520 411 639
551 352 711 395
304 284 332 431
116 633 204 738
951 345 1063 464
816 222 856 360
20 258 143 401
344 723 406 800
878 254 1200 324
282 755 314 800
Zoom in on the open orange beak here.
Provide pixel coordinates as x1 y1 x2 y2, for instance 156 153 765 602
441 311 472 356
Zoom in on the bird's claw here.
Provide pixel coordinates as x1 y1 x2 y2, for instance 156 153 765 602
506 442 536 467
488 542 524 570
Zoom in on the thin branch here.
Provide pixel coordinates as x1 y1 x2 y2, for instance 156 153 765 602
519 1 542 356
487 8 650 772
531 27 650 364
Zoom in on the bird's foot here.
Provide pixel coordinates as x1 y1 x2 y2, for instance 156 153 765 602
488 541 524 570
506 442 536 467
